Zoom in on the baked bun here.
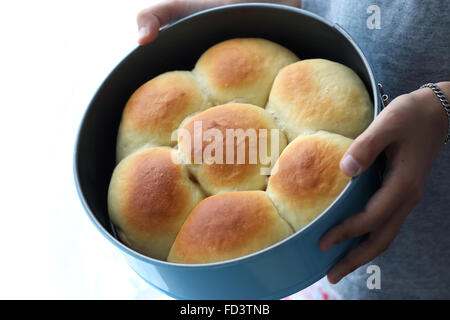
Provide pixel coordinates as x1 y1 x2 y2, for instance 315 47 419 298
266 59 373 141
194 38 298 107
108 147 204 260
116 71 211 161
177 103 287 195
108 38 373 263
266 131 352 232
167 191 293 264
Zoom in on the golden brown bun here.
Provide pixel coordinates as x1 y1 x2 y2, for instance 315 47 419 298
167 191 293 264
266 59 373 141
108 147 204 260
266 131 352 232
177 103 287 195
109 38 373 263
116 71 211 162
194 38 299 107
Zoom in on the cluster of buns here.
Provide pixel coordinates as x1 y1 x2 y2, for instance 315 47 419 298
108 38 373 264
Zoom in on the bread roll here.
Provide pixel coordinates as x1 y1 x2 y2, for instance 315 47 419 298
177 103 287 195
108 147 204 260
167 191 293 264
266 131 352 232
108 39 373 263
116 71 211 162
194 38 298 107
266 59 373 141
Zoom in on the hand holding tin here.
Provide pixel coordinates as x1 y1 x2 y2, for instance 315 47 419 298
320 84 450 284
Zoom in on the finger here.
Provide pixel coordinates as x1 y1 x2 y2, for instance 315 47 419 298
340 111 398 177
326 200 412 284
137 1 182 45
319 165 407 251
137 0 230 45
137 12 160 45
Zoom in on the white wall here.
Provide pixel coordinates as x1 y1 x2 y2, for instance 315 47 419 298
0 0 171 299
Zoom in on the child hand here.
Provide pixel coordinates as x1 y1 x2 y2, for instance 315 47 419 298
320 83 449 284
137 0 301 45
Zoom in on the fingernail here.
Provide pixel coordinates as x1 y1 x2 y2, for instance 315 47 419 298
328 272 341 284
138 26 150 42
340 154 361 177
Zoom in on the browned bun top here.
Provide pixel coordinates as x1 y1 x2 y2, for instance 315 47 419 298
266 59 373 141
177 103 287 195
108 147 204 260
266 131 353 231
194 38 299 106
116 71 210 161
109 38 372 264
167 191 293 264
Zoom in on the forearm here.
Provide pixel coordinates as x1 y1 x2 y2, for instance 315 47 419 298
412 81 450 143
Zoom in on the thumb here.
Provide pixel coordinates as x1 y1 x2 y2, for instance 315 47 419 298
340 119 393 177
137 11 161 45
137 0 231 46
137 1 188 45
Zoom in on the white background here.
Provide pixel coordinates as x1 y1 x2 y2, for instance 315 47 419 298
0 0 173 299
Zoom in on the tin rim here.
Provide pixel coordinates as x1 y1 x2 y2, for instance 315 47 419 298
73 3 379 269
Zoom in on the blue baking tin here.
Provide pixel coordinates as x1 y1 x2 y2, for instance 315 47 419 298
74 3 384 299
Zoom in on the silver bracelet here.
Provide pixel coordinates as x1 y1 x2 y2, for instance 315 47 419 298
420 83 450 144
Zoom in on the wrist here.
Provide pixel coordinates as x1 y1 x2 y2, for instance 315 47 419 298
412 82 450 143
